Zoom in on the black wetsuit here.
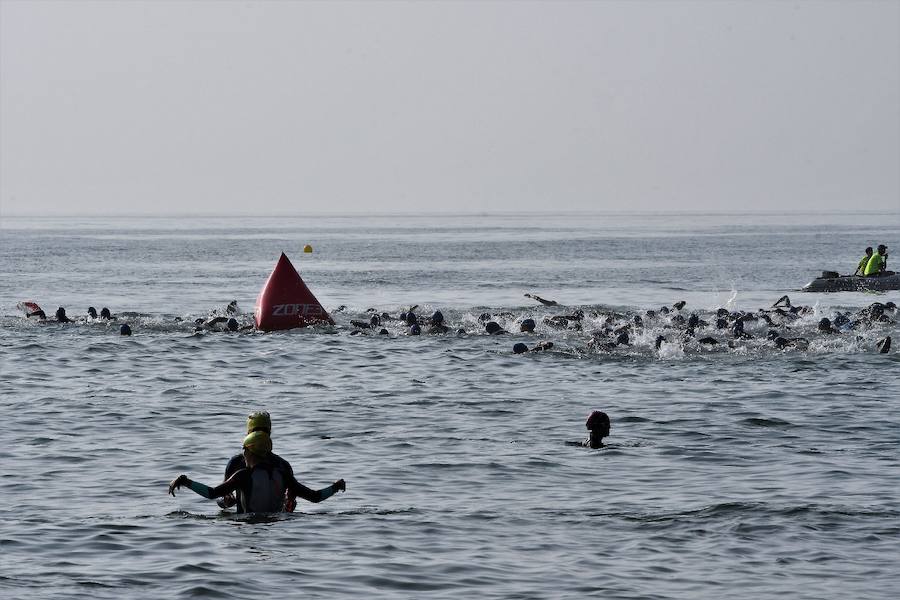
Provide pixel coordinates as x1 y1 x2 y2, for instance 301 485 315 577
224 452 294 513
212 455 333 513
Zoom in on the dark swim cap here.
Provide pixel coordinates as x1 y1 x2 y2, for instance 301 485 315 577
513 343 528 354
226 318 238 331
409 324 421 335
120 324 132 336
520 318 536 332
431 310 444 324
586 410 610 430
485 321 504 335
88 307 97 318
406 312 418 326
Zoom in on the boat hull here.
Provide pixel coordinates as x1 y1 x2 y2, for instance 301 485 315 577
801 272 900 292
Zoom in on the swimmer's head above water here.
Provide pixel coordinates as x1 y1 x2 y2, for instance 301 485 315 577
585 410 611 449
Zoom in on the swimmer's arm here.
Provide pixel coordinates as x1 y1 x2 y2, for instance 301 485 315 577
287 476 346 503
169 470 246 499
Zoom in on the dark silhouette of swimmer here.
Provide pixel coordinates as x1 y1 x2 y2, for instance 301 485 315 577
485 321 506 335
773 295 792 309
100 307 115 320
55 307 72 323
427 311 449 334
513 341 554 354
524 293 558 306
225 300 239 314
88 307 98 319
409 324 422 335
120 324 132 336
584 411 610 449
732 317 752 339
818 318 839 334
673 301 686 311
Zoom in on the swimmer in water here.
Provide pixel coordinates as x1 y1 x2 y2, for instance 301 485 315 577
584 410 611 449
217 412 297 511
524 293 558 307
169 430 345 513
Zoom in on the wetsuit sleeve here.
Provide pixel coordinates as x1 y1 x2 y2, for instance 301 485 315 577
187 470 249 499
285 474 338 503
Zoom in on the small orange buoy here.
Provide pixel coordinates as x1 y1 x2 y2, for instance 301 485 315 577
303 244 313 253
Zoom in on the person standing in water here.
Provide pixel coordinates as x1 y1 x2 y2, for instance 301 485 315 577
169 430 345 513
218 411 295 511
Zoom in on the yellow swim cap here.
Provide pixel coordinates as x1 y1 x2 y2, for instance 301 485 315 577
242 430 272 457
247 411 271 434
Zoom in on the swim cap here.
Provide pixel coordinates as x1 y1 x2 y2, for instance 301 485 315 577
120 324 132 336
431 310 444 325
520 318 536 332
247 411 271 434
485 321 503 335
409 323 421 335
586 410 610 431
242 430 272 457
513 343 528 354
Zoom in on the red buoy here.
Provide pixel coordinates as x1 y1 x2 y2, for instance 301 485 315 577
254 252 332 331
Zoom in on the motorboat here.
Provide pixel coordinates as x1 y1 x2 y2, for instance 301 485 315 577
801 270 900 292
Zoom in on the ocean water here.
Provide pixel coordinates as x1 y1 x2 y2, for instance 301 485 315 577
1 212 898 599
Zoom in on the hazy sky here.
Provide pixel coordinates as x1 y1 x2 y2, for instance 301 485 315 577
1 0 898 216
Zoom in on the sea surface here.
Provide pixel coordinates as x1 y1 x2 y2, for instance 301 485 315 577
1 212 898 599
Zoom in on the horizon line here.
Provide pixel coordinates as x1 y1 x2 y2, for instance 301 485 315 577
2 208 894 219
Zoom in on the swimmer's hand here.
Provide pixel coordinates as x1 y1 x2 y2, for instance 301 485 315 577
334 479 346 493
217 493 236 509
168 474 189 496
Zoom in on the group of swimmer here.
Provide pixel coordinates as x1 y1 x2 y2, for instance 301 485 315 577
19 300 250 336
852 245 890 277
345 292 894 355
19 293 895 355
168 408 612 514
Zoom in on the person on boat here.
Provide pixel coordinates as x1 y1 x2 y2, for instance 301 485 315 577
853 247 874 276
584 410 611 449
170 429 345 513
217 412 296 511
864 245 888 277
